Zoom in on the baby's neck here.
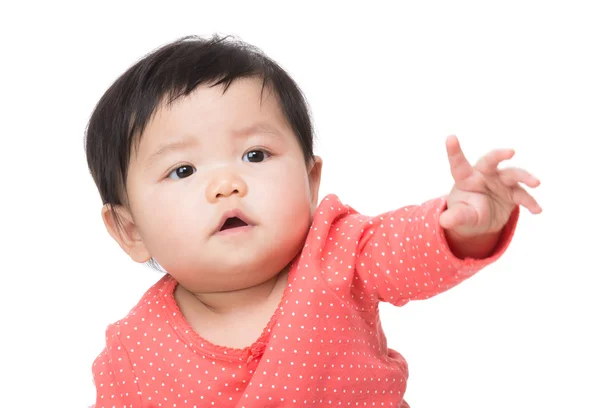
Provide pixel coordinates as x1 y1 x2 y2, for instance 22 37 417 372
176 269 288 316
173 269 289 349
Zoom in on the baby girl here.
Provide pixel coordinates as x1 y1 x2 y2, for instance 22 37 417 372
85 35 541 407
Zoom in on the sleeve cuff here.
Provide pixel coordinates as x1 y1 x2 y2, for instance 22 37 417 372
431 197 520 273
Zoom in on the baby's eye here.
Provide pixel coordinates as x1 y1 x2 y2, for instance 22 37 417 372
243 149 271 163
167 165 196 179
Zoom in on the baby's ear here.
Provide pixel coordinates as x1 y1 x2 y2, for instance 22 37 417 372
101 204 151 263
308 156 323 209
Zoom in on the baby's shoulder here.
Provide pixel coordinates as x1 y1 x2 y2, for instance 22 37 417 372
309 194 373 239
313 194 367 224
102 274 175 344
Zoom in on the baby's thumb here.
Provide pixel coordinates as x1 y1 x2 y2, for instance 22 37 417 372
439 202 478 230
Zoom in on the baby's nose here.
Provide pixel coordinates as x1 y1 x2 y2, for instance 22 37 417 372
206 172 248 203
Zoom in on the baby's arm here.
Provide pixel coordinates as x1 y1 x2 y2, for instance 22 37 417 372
350 197 518 307
338 136 539 308
91 325 141 407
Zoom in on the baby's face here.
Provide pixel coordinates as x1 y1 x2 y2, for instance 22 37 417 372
122 78 321 292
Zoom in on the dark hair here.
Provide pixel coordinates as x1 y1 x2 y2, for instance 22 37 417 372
85 34 315 211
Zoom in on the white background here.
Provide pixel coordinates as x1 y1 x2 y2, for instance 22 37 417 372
1 1 598 407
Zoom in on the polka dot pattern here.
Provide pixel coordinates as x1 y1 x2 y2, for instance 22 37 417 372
92 194 518 407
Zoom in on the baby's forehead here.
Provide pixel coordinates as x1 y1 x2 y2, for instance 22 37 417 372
131 82 292 160
154 80 284 125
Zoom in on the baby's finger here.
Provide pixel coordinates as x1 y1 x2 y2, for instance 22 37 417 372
439 202 479 230
475 148 515 174
499 167 541 188
445 135 473 182
511 185 543 214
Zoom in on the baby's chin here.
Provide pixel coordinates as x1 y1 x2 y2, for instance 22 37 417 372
163 252 294 293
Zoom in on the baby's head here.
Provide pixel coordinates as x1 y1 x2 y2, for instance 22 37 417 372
85 35 322 293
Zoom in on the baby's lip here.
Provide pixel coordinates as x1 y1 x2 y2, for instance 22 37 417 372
214 209 255 234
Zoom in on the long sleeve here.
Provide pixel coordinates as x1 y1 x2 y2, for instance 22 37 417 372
92 324 141 408
355 196 518 306
312 195 519 309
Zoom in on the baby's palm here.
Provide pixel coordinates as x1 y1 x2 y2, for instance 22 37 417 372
439 135 542 237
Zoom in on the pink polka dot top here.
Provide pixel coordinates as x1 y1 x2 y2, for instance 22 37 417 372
92 194 518 407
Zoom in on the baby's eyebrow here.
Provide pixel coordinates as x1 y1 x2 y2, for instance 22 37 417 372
144 137 197 170
234 123 284 141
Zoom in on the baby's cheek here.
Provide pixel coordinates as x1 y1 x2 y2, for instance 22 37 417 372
136 198 204 256
274 193 312 246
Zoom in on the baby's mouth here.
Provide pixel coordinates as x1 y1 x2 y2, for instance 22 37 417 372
219 217 248 231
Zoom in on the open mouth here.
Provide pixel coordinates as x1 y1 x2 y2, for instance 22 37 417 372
219 216 249 231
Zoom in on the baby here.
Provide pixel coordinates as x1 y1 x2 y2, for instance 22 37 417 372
85 35 541 407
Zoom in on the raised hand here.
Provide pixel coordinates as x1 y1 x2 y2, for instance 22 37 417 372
439 135 542 238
